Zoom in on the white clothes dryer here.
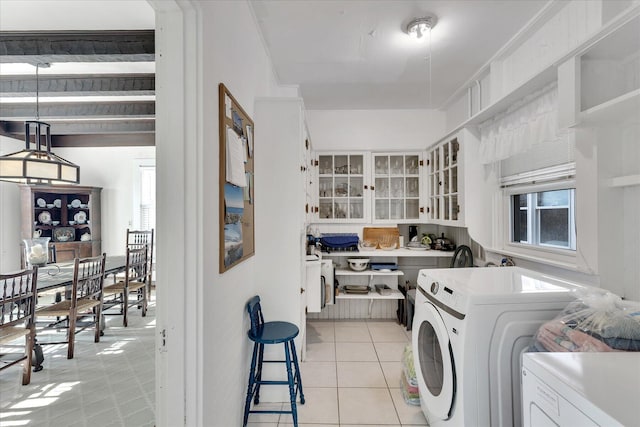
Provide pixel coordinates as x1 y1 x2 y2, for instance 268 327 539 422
522 352 640 427
412 267 586 427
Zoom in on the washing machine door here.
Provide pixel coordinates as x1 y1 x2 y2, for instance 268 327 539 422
412 298 455 421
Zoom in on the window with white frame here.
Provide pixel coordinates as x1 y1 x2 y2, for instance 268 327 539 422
139 165 156 231
511 188 576 250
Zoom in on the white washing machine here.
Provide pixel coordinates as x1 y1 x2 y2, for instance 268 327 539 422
522 352 640 427
412 267 586 427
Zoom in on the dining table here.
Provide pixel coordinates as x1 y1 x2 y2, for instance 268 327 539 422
28 255 127 372
35 255 126 293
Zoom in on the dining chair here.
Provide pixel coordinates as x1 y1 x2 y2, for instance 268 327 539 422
103 246 148 327
0 269 38 385
243 295 305 427
35 253 106 359
114 229 154 298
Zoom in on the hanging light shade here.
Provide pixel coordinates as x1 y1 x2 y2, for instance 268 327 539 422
0 120 80 185
0 63 80 185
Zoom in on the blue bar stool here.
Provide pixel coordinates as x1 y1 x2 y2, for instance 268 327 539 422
243 295 305 426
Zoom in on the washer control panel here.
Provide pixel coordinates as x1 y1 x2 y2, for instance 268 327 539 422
418 272 467 314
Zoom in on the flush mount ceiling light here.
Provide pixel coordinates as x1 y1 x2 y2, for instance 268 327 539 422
0 63 80 185
405 14 438 39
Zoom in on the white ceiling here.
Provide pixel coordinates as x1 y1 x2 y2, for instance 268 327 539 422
250 0 548 109
0 0 550 111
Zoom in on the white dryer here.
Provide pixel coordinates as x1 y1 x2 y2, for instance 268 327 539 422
412 267 585 427
522 352 640 427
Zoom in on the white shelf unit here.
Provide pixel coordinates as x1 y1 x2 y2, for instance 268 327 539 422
334 268 404 316
579 88 640 126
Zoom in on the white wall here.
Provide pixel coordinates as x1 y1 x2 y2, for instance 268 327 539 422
195 1 297 424
0 135 25 271
306 109 445 151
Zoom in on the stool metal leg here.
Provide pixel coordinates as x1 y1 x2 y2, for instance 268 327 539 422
254 343 264 404
284 341 298 427
243 342 259 427
290 339 305 404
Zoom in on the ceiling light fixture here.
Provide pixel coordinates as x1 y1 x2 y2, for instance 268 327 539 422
0 63 80 185
405 14 437 39
405 13 438 108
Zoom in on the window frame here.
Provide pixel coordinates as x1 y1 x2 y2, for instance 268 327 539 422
512 189 576 250
502 179 578 263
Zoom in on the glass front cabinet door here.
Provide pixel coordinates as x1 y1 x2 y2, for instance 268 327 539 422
427 137 460 223
317 153 367 221
372 153 423 222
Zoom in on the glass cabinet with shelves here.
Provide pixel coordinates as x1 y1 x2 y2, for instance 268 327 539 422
427 137 460 223
20 185 102 262
317 153 366 221
373 153 422 221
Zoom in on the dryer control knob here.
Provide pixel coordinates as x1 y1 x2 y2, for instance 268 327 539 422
430 281 439 294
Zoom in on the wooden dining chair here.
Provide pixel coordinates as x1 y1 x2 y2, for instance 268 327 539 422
128 228 154 299
35 253 106 359
103 246 148 327
0 269 38 384
114 229 154 298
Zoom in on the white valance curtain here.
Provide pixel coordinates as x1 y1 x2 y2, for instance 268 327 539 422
478 82 566 164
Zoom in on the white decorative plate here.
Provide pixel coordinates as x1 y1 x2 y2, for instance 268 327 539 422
53 199 61 208
71 199 81 208
74 211 87 224
36 198 46 207
38 211 52 224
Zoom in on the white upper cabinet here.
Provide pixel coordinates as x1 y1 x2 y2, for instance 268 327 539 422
372 153 423 223
577 14 640 126
426 138 460 224
316 153 369 222
313 151 425 223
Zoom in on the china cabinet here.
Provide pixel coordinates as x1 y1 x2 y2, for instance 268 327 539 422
20 185 102 262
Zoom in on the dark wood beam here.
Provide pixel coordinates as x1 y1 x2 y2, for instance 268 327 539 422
0 74 155 96
51 133 155 147
0 100 155 119
0 30 154 63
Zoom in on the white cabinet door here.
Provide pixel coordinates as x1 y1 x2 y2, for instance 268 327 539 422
427 135 463 225
372 152 424 223
316 152 370 222
314 151 425 223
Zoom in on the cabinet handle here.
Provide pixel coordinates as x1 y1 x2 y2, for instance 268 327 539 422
314 206 319 213
364 185 368 190
305 203 309 213
371 186 375 191
300 288 305 294
420 207 424 213
314 160 319 166
438 181 442 186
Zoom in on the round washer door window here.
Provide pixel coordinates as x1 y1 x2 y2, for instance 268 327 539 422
412 300 455 421
418 320 444 396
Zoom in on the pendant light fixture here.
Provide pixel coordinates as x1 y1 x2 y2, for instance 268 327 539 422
0 63 80 185
405 13 437 108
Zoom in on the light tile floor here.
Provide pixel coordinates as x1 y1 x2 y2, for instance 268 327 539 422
0 301 156 427
247 319 427 427
2 311 424 427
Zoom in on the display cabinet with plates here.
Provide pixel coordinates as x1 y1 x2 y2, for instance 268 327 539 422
20 185 102 262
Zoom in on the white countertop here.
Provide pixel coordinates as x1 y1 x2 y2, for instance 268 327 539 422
322 248 454 257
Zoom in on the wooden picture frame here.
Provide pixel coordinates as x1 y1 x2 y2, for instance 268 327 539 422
218 83 255 272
